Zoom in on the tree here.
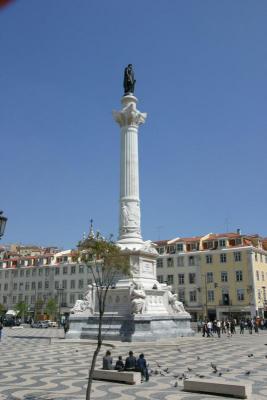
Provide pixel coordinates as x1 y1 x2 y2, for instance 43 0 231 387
34 298 44 320
14 301 28 320
45 298 58 320
0 303 6 316
78 234 130 400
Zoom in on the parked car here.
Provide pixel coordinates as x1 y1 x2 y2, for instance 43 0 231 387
31 321 49 328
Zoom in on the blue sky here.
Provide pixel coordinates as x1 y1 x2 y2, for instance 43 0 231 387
1 0 267 248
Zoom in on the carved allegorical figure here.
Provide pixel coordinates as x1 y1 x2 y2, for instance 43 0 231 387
130 281 146 314
70 284 95 314
167 286 188 314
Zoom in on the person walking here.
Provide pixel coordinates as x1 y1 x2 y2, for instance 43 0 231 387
136 353 149 382
0 322 3 341
217 320 221 338
207 320 212 337
240 319 245 334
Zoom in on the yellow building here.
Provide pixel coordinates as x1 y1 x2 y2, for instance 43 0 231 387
155 232 267 321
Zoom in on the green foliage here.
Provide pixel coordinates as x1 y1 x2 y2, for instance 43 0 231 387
0 303 6 315
45 298 58 319
14 301 28 317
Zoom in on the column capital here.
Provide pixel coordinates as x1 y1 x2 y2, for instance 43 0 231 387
113 95 147 128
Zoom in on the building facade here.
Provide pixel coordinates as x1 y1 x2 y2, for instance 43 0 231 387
155 232 267 321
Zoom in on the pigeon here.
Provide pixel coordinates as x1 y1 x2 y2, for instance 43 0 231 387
265 355 267 359
173 381 178 387
163 368 169 373
197 356 200 360
177 348 182 353
245 371 251 375
187 367 192 372
247 354 253 358
211 363 217 373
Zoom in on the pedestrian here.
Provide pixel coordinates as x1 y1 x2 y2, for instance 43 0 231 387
207 320 212 337
136 353 149 382
0 321 3 341
247 319 253 334
217 320 221 338
115 356 124 371
221 320 226 334
226 320 232 337
202 322 208 337
103 350 113 370
240 319 245 334
125 351 137 371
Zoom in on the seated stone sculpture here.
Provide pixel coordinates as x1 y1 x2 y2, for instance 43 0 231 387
130 281 146 314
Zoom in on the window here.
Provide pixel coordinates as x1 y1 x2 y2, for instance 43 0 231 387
168 245 175 254
167 275 174 285
167 258 173 267
158 247 164 255
63 266 68 274
178 274 184 285
258 289 261 300
234 252 241 262
220 253 227 263
189 290 197 302
177 256 184 267
31 282 36 290
62 280 67 289
221 271 228 282
45 281 49 289
207 272 213 283
188 256 195 266
25 282 29 290
55 268 60 275
4 283 8 291
157 259 163 268
5 270 9 278
178 289 185 302
18 294 23 301
3 296 7 304
78 293 83 300
256 270 259 281
20 270 24 277
206 255 213 264
14 270 18 277
219 239 226 247
45 268 49 276
71 265 76 274
70 279 75 289
26 270 30 277
24 295 28 303
157 275 163 283
32 269 36 276
19 282 23 290
70 294 75 304
236 238 242 245
208 290 214 302
38 281 42 289
206 241 213 249
38 269 43 276
236 271 243 282
31 295 35 304
78 279 84 289
55 281 59 289
237 289 245 301
12 296 17 304
261 271 265 281
189 273 196 284
263 287 266 301
79 265 84 273
13 283 17 290
176 243 183 252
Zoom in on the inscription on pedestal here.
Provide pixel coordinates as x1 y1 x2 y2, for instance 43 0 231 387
142 262 153 276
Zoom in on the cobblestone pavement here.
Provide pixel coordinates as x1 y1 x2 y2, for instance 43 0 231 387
1 326 267 399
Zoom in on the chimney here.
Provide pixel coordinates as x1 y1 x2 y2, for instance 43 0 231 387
237 228 241 235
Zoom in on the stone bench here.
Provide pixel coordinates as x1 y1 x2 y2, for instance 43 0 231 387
93 369 141 385
184 378 252 399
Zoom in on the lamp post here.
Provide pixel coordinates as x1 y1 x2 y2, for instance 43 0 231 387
0 211 7 239
57 286 64 328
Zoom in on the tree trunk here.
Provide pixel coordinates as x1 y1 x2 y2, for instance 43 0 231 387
86 310 103 400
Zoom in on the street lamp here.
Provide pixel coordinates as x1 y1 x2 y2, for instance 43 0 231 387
56 286 64 328
0 211 7 239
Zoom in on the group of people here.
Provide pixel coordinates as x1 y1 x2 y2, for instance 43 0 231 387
103 350 149 382
200 317 264 337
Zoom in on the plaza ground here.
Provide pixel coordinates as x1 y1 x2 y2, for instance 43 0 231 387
1 327 267 399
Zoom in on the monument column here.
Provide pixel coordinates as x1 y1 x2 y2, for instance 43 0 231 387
113 95 147 250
